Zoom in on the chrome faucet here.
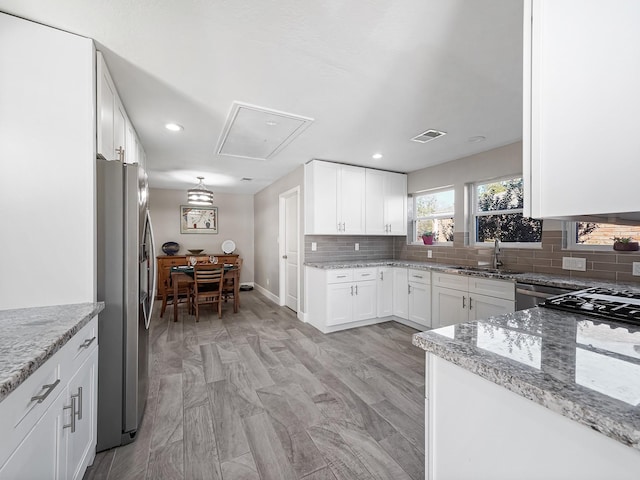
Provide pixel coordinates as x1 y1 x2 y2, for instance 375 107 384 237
493 239 503 269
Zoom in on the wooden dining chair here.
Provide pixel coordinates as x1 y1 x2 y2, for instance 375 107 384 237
193 264 225 321
159 272 192 318
222 257 242 310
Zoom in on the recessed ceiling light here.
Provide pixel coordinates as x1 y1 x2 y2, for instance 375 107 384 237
468 135 486 143
265 120 278 126
165 123 184 132
372 153 383 160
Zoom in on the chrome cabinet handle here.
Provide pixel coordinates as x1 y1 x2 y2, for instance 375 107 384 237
337 275 347 278
408 284 411 294
361 273 371 277
412 274 423 279
31 379 60 404
282 255 288 259
337 223 341 232
355 285 358 295
64 396 77 433
380 272 384 281
469 297 473 310
462 296 466 309
80 336 96 349
73 387 83 420
351 285 354 296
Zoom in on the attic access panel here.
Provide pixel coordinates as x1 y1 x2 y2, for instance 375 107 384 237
217 102 314 160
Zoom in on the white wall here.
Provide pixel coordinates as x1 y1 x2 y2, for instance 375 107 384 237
0 14 96 309
149 188 255 284
253 166 305 309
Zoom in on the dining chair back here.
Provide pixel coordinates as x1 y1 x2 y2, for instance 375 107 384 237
160 270 192 318
193 264 225 321
222 257 242 309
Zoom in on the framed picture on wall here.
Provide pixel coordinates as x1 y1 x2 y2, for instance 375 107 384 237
180 205 218 234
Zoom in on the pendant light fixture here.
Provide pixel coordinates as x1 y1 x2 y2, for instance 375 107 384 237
187 176 214 206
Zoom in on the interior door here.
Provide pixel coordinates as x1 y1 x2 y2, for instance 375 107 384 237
284 193 298 311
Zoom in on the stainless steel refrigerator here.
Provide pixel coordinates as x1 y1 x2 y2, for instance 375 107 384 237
96 158 156 451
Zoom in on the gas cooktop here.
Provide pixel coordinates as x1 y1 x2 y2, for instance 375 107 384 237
542 287 640 325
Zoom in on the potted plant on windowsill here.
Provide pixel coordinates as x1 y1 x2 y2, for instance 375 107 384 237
612 237 639 251
421 231 434 245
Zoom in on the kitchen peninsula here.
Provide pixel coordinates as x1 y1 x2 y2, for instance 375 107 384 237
413 307 640 479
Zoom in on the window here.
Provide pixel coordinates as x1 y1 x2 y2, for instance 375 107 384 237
471 176 543 246
413 188 455 244
566 222 640 250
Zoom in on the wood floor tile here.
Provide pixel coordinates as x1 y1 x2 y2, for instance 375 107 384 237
243 413 297 480
83 291 425 480
184 404 222 480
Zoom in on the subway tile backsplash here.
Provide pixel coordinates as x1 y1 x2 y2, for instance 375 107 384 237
304 235 396 262
304 231 640 284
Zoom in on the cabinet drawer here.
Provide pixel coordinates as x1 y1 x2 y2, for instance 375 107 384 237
408 269 430 285
432 272 468 291
354 268 377 281
0 352 63 467
163 257 186 266
326 269 353 283
65 316 98 365
469 277 515 301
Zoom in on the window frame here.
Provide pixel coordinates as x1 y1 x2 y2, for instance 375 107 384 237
411 186 455 246
470 175 543 249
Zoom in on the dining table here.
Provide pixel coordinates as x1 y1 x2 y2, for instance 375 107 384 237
170 264 240 322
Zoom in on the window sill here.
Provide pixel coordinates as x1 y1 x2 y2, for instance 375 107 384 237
473 242 543 250
410 241 453 247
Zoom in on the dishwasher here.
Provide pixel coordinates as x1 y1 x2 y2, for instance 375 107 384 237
515 282 576 310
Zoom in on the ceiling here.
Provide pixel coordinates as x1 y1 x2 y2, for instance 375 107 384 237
0 0 524 195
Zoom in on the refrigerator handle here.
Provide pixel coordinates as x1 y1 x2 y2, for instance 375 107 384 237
145 209 157 329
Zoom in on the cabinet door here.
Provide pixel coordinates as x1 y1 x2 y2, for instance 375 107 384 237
326 283 353 326
392 268 408 319
339 165 366 234
525 0 640 219
0 389 68 480
365 169 386 234
114 99 127 162
67 347 98 480
96 53 115 161
353 280 377 321
469 294 515 322
377 267 394 317
125 122 138 165
305 161 339 234
432 286 468 328
408 281 431 328
384 172 407 235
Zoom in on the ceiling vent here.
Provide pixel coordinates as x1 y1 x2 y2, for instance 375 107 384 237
216 102 314 160
411 129 447 143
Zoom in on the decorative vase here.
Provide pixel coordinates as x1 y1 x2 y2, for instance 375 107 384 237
613 241 639 251
422 235 433 245
162 241 180 255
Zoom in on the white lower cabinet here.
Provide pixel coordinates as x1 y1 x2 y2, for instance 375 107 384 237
393 268 431 328
376 267 394 317
431 273 515 328
0 317 99 480
307 267 377 332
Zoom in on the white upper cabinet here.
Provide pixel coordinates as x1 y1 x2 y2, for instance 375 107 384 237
365 169 407 235
96 52 145 165
524 0 640 222
305 160 407 236
305 160 365 234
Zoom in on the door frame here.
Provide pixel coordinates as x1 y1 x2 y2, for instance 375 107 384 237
278 186 301 312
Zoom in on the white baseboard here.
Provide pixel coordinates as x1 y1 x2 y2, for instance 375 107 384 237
297 310 306 322
254 283 280 304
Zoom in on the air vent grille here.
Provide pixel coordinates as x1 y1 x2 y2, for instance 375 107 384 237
411 129 447 143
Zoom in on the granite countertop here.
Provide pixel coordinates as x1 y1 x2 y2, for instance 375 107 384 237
413 308 640 451
0 302 104 403
305 259 640 291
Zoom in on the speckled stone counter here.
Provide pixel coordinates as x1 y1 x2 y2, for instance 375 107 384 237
305 259 640 292
0 302 104 403
413 308 640 450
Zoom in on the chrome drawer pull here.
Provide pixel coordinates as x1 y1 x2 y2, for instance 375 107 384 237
31 379 60 404
361 273 371 276
412 275 423 279
63 396 77 433
336 275 347 278
80 336 97 349
72 387 83 420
